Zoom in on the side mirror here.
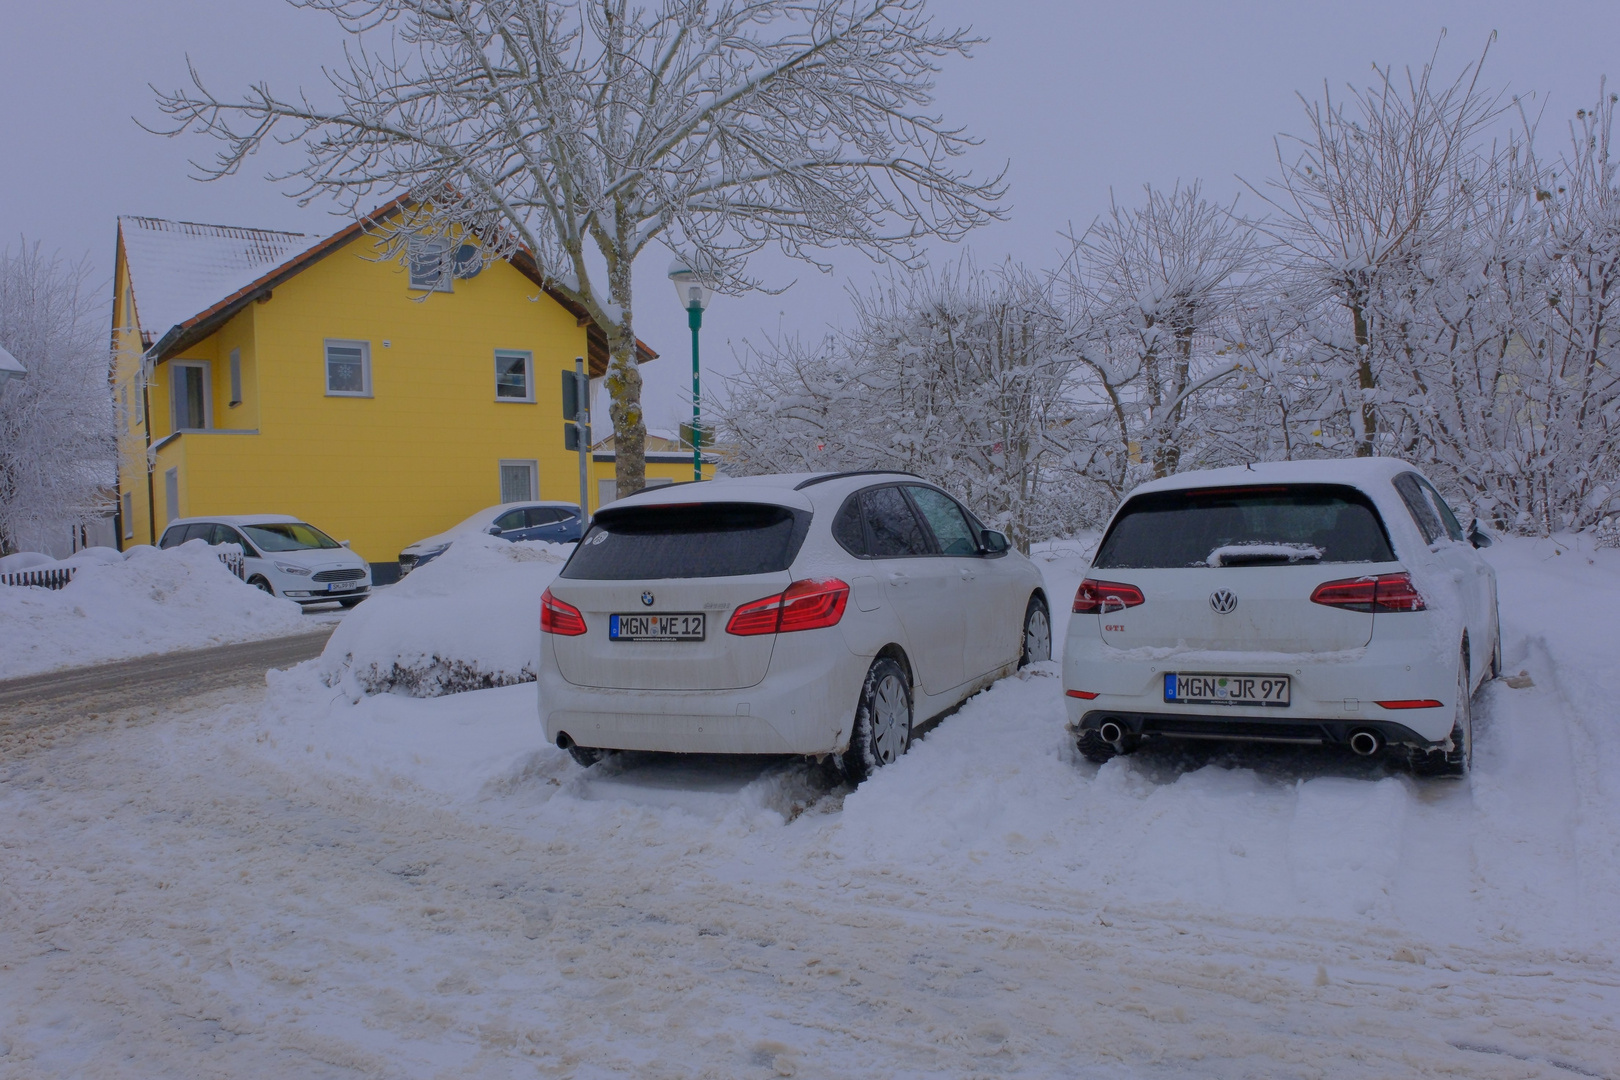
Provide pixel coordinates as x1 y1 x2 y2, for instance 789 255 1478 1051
339 539 351 548
486 526 502 536
980 529 1010 554
1468 520 1493 549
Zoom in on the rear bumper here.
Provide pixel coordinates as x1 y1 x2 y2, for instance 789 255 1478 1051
538 639 870 756
1070 709 1437 748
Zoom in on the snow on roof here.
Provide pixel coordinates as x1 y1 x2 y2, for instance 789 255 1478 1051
0 343 23 376
1129 457 1417 497
119 216 310 342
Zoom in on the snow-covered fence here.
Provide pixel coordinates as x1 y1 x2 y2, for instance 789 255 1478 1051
1 565 75 590
218 549 245 580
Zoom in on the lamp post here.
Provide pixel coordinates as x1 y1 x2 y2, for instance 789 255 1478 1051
668 257 712 481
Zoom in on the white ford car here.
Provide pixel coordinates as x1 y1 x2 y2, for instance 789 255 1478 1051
1063 459 1499 776
538 472 1050 779
159 514 373 607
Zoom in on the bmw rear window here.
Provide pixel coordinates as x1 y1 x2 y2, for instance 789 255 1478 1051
1094 484 1395 569
561 502 811 580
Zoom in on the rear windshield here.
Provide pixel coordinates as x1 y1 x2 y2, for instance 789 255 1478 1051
561 502 810 580
1094 484 1394 569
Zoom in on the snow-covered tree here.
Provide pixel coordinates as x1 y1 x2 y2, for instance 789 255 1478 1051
0 243 116 554
152 0 1003 497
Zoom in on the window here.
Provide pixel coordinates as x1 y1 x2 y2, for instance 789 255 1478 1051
122 492 133 539
499 460 538 503
1094 485 1396 569
325 340 371 397
164 467 179 524
861 486 934 557
1416 476 1467 542
171 362 209 430
907 486 979 556
563 503 810 580
495 351 533 401
229 348 242 406
241 522 341 552
1392 474 1444 545
408 238 453 292
832 496 868 556
494 508 528 532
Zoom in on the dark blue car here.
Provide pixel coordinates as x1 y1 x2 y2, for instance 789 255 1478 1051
399 501 584 575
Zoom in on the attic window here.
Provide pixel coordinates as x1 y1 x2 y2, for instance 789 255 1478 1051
408 238 453 292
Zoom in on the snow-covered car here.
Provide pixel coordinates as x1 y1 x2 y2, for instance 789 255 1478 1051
538 472 1050 778
399 501 583 575
1063 459 1500 775
159 515 373 608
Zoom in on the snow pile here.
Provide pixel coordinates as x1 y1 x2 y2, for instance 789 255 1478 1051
0 541 307 678
317 532 569 697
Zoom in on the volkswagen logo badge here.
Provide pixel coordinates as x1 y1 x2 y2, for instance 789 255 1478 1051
641 591 655 607
1209 589 1238 614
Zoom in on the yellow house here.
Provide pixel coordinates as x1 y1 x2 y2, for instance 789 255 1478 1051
111 204 710 575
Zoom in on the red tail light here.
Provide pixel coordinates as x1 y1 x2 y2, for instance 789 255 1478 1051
1065 689 1100 699
540 587 587 636
1310 572 1427 613
728 578 851 636
1073 578 1146 614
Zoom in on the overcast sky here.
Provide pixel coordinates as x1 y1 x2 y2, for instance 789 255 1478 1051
4 0 1618 429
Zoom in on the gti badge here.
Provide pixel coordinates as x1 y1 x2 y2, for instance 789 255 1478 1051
641 591 655 606
1209 589 1238 614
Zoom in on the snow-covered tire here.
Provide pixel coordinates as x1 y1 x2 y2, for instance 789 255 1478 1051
1076 728 1117 765
248 575 273 595
843 657 912 784
1414 651 1472 778
1489 617 1503 680
1019 594 1052 668
567 745 610 769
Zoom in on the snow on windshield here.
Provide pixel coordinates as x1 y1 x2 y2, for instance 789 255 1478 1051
1206 542 1324 567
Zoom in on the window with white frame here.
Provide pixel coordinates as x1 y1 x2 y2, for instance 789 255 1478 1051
325 340 371 397
171 362 210 430
408 238 453 292
499 460 538 503
495 350 533 401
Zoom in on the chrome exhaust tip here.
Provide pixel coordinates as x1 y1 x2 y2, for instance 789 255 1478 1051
1348 729 1382 757
1099 720 1125 746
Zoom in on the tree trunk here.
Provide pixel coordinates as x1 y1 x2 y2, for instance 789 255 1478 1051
1351 296 1377 457
603 253 646 499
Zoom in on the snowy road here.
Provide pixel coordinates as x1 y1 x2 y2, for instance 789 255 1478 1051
1 538 1617 1077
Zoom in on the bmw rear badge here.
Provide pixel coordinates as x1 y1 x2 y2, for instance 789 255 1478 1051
641 591 655 606
1210 589 1238 614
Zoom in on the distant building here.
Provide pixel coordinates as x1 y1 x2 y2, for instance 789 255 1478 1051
111 203 705 573
591 429 719 508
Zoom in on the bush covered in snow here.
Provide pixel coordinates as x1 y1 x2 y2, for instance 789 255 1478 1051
0 540 308 678
317 532 568 698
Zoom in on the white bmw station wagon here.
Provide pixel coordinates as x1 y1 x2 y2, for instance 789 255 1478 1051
539 472 1050 779
1064 459 1500 775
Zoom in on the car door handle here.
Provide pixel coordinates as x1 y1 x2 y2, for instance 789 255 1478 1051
886 572 910 586
958 567 976 581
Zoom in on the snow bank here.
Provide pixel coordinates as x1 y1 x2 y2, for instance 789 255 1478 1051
0 541 307 678
317 532 568 697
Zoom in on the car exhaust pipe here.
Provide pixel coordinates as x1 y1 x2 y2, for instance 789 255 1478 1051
1099 720 1125 746
1348 729 1382 757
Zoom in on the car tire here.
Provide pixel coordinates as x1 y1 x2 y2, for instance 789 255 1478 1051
843 657 912 784
248 575 273 595
1414 651 1472 778
1019 594 1052 668
567 745 610 769
1076 728 1117 765
339 596 366 609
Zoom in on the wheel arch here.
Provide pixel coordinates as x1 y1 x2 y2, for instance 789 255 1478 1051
873 643 913 688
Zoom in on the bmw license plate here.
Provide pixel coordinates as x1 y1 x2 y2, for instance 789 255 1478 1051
610 613 706 642
1165 673 1290 707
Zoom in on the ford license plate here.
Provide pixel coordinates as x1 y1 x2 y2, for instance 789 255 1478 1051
327 581 360 592
1165 673 1290 707
610 613 706 642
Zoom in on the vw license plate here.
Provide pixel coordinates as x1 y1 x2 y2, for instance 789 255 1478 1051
610 613 706 642
1165 673 1290 707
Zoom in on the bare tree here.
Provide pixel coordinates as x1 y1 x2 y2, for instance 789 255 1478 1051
152 0 1003 496
0 243 116 554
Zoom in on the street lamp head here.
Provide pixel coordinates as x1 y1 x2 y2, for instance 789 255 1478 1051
667 256 713 312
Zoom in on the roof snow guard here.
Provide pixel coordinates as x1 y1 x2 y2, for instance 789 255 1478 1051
119 216 308 347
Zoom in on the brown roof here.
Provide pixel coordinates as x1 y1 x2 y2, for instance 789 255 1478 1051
145 197 656 377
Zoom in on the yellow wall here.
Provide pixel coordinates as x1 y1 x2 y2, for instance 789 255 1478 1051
118 231 711 563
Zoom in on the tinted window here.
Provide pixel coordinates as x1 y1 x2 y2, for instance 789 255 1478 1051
159 526 185 549
907 486 979 556
183 523 213 543
832 496 867 556
527 507 564 527
1095 485 1395 569
494 509 527 532
862 486 933 557
1416 477 1466 542
561 502 810 580
1392 474 1443 544
241 523 341 552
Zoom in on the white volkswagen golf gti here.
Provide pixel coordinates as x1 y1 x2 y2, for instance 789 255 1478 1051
538 472 1050 779
1063 459 1500 776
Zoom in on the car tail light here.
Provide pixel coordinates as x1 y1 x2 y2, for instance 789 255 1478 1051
1073 579 1146 614
1310 572 1427 613
540 587 587 636
728 578 851 636
1375 699 1444 709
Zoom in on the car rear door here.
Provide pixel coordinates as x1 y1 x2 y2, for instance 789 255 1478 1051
859 485 963 694
905 485 1018 679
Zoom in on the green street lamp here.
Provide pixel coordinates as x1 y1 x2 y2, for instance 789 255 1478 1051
668 257 712 481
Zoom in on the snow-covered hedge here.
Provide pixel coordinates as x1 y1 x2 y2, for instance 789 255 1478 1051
318 532 567 698
0 541 307 678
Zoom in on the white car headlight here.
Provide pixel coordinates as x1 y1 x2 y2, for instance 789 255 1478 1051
274 561 312 576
